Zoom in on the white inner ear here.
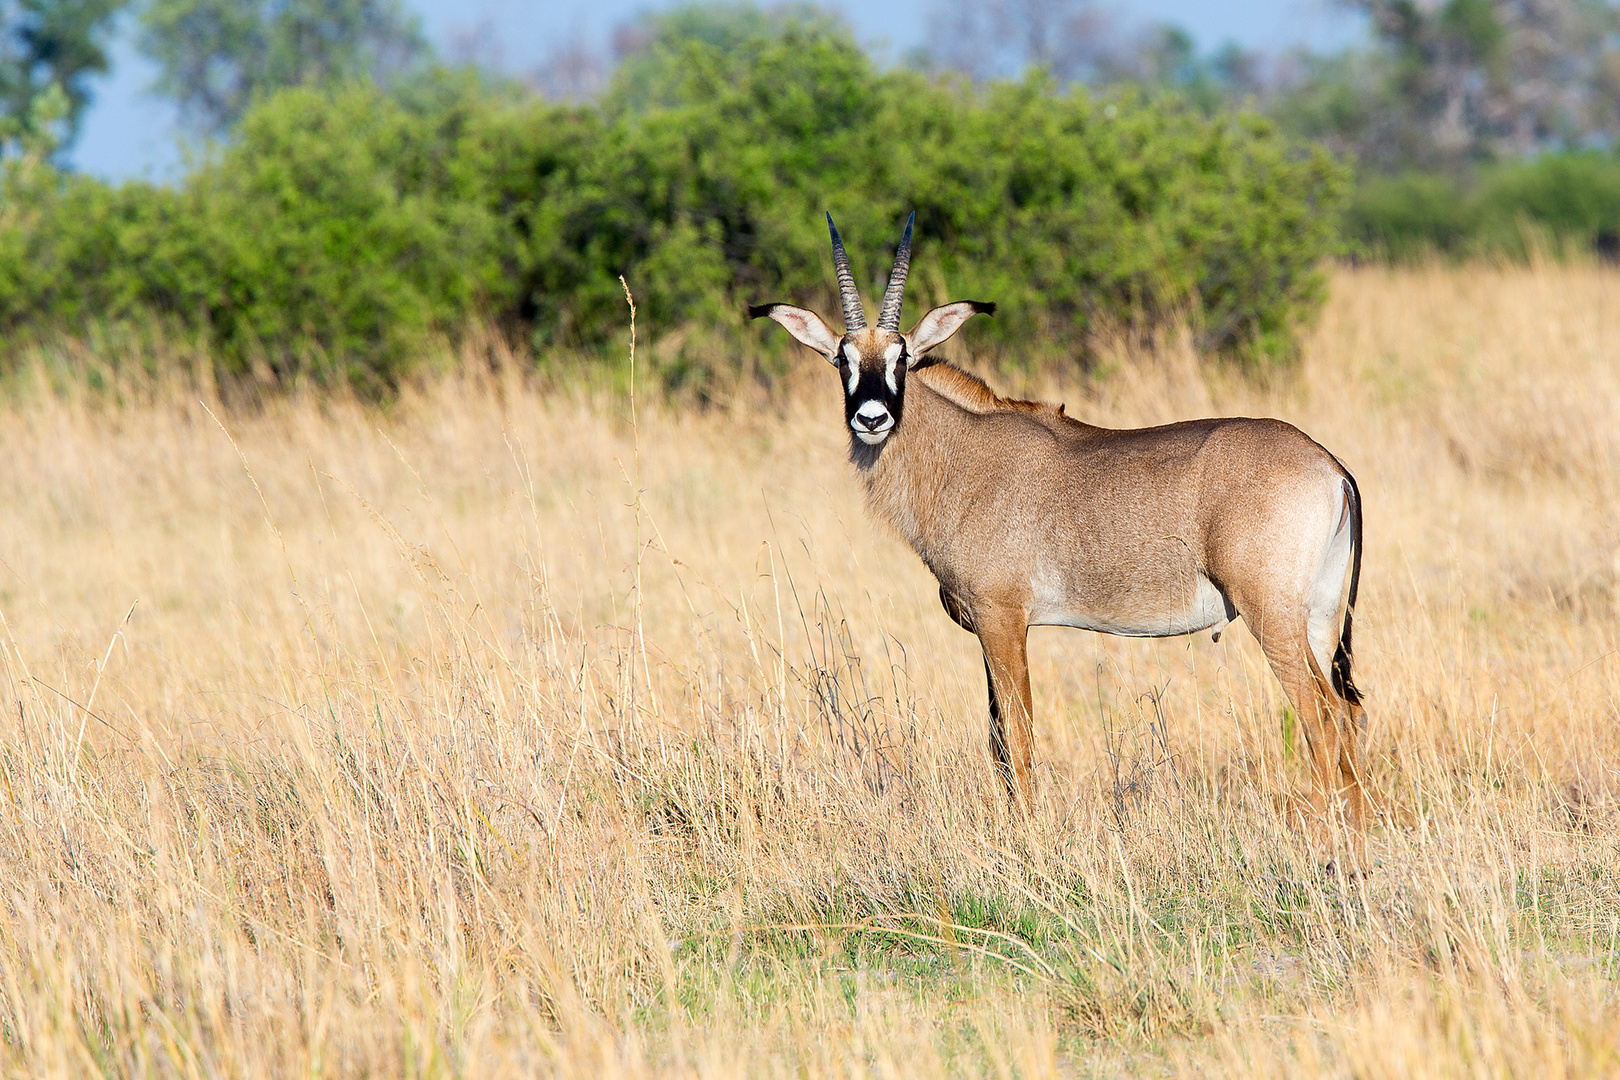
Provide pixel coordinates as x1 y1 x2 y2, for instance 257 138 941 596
905 301 989 358
764 304 841 360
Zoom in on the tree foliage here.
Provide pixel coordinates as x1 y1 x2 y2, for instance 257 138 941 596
1339 0 1620 169
137 0 427 133
0 0 123 152
918 0 1266 112
922 0 1620 173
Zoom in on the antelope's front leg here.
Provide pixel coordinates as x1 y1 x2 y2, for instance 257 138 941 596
977 612 1035 810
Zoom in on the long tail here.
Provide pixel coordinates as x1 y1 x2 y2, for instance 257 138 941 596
1330 471 1363 706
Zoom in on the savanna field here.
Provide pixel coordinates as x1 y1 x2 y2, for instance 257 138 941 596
0 264 1617 1077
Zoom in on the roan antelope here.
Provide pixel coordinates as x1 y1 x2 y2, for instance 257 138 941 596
750 213 1370 854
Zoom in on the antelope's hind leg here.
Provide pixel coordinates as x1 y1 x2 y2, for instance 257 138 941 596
1307 482 1370 857
1259 634 1368 865
1246 544 1368 862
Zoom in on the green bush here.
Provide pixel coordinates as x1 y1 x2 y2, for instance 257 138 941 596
179 81 506 383
0 73 549 387
0 21 1350 390
565 28 1347 370
1345 153 1620 261
1474 154 1620 256
0 154 181 337
1343 172 1478 260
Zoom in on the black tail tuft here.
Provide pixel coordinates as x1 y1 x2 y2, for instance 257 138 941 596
1330 471 1364 706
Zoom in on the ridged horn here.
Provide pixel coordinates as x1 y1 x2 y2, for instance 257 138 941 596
876 211 914 332
826 212 866 332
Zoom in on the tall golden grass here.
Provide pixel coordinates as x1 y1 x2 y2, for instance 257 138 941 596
0 264 1617 1077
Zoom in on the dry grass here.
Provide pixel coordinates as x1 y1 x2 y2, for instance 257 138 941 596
0 264 1618 1077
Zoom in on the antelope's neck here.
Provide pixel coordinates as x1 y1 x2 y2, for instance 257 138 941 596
850 382 967 562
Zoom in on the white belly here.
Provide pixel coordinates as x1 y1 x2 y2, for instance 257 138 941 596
1028 569 1231 638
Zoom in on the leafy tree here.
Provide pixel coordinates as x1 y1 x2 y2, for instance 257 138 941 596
137 0 427 134
918 0 1271 127
1272 0 1620 171
0 0 124 152
921 0 1110 84
606 1 849 108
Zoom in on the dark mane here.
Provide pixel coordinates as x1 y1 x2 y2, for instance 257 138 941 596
915 362 1069 419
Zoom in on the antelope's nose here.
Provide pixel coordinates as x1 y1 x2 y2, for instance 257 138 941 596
854 402 891 430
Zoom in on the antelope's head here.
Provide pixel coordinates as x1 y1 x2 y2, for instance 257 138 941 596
750 213 994 447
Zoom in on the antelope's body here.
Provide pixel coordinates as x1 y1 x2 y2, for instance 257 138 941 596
752 214 1371 857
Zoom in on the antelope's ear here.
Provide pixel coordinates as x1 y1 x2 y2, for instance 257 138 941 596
904 301 995 363
749 303 841 362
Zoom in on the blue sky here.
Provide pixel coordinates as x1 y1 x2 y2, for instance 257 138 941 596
69 0 1366 181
